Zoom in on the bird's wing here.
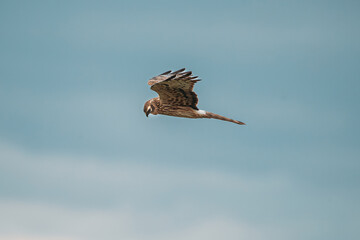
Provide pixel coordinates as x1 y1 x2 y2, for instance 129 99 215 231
148 68 201 110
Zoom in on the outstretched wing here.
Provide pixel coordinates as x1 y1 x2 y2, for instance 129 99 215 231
148 68 201 110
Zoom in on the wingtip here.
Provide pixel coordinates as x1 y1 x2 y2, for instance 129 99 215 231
160 70 171 75
182 71 192 77
172 68 186 74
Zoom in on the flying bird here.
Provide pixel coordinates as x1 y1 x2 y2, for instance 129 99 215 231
144 68 245 125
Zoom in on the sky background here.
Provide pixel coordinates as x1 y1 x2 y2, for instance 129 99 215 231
0 0 359 239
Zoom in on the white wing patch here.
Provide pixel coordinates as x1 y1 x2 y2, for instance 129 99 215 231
197 110 207 115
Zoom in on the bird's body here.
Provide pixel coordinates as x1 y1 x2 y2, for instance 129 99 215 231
144 68 245 125
145 97 203 118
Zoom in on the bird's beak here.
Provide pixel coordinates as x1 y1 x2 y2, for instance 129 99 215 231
146 109 151 117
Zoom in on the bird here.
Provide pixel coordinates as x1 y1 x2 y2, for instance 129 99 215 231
143 68 245 125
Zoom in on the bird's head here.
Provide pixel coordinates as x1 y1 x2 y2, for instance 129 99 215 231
143 100 156 117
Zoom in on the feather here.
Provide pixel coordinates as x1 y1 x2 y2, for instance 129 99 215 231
160 70 171 75
145 68 246 125
172 68 186 74
148 68 200 109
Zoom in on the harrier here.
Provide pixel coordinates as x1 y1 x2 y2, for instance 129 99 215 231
144 68 245 125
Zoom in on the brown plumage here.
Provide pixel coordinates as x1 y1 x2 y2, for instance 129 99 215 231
144 68 245 125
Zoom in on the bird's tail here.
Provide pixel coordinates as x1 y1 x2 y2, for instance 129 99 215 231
205 112 245 125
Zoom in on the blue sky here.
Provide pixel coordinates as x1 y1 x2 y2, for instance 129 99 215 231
0 0 359 239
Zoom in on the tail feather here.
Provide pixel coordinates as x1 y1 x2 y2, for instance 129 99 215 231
205 112 245 125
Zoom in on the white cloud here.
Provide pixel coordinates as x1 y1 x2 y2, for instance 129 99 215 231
0 141 289 193
1 141 357 240
0 236 77 240
0 141 293 240
0 200 289 240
